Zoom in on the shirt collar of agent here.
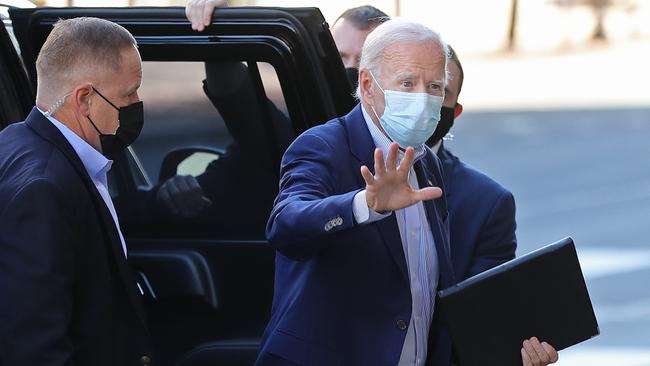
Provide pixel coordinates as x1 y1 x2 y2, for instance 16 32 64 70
37 108 113 180
360 104 427 163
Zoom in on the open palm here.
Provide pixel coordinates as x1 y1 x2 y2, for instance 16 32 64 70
360 143 442 213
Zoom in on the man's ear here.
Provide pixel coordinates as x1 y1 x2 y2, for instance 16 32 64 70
454 103 463 118
73 84 94 117
359 69 374 103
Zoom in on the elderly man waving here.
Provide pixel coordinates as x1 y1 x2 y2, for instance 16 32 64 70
258 19 556 366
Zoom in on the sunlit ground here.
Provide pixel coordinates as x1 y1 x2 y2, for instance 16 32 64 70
460 38 650 111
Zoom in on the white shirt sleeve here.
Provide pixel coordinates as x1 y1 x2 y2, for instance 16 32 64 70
353 190 392 225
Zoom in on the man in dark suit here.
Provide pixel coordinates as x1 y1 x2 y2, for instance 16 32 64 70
0 18 153 366
256 19 556 366
426 47 518 280
425 48 558 365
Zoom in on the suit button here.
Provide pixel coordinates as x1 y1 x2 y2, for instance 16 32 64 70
140 355 152 365
396 319 408 331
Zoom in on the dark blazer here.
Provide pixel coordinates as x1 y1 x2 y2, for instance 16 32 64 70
257 104 457 366
0 108 153 366
437 145 517 280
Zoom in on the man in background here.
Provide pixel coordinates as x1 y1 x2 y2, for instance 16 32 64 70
426 47 558 365
427 47 519 281
330 5 388 69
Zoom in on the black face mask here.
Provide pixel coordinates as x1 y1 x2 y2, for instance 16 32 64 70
88 86 144 156
426 106 455 147
345 67 359 90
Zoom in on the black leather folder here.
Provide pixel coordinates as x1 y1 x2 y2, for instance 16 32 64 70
438 237 599 366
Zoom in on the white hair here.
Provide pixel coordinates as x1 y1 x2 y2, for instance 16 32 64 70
355 19 450 101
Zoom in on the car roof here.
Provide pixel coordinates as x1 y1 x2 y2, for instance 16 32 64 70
1 1 35 20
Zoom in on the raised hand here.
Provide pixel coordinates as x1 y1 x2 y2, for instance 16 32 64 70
360 143 442 213
186 0 229 31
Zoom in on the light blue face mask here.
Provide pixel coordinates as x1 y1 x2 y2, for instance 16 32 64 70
369 71 443 148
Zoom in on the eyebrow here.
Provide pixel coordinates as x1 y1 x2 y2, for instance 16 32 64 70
394 72 444 85
395 72 417 80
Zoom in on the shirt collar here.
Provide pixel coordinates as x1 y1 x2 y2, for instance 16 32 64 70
37 108 112 180
430 140 442 154
360 104 427 163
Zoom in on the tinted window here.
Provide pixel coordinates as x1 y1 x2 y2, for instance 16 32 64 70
115 60 291 240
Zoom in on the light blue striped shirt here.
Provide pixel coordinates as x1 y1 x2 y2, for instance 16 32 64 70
38 109 127 257
352 105 439 366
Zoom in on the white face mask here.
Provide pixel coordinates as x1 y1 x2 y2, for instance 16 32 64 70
369 70 443 148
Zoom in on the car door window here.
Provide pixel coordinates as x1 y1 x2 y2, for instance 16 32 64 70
115 59 290 240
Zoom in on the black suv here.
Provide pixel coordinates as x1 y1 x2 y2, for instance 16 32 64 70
1 5 355 366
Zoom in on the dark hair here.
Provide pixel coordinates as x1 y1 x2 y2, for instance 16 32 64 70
447 45 464 95
335 5 389 30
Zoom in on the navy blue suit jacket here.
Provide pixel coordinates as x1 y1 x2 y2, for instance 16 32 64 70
437 145 517 281
257 105 457 366
0 109 152 366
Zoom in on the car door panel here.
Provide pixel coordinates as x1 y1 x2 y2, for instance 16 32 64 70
130 250 219 309
131 239 274 365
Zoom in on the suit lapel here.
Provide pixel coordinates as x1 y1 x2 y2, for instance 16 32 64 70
343 104 409 280
24 108 148 327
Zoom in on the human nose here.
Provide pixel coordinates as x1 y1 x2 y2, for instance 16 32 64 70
414 83 428 94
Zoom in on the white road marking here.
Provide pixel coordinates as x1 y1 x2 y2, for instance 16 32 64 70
574 248 650 322
595 297 650 323
558 347 650 366
577 248 650 280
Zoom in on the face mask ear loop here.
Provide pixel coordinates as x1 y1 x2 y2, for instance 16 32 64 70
368 69 386 122
369 104 382 123
86 114 107 137
368 70 385 94
91 86 120 111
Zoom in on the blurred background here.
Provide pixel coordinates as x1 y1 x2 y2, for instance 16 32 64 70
24 0 650 364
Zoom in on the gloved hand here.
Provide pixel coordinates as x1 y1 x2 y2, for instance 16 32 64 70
156 175 212 218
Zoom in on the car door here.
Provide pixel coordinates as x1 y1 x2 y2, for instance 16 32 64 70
9 6 355 366
0 7 32 128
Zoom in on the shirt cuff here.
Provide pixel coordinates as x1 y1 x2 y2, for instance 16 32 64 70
353 190 392 225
